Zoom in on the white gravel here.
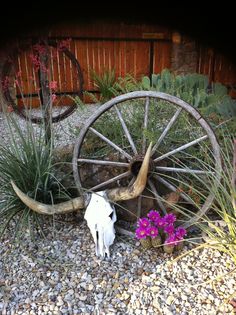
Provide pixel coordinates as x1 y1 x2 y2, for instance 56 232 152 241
0 105 100 148
0 107 236 314
0 221 236 315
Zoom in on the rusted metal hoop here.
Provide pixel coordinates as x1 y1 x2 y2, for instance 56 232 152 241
72 91 222 228
1 39 84 124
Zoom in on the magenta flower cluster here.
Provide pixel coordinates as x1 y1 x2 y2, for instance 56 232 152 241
135 209 187 245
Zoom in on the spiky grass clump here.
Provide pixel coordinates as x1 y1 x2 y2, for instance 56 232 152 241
168 128 236 264
198 136 236 264
0 113 70 239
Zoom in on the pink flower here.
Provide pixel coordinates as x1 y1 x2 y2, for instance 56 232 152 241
51 93 57 102
137 217 150 228
30 54 41 71
147 210 160 222
58 38 71 51
155 217 166 228
49 81 58 91
33 44 46 55
164 224 175 235
135 227 148 239
175 227 187 240
164 234 178 245
163 213 176 226
147 226 158 238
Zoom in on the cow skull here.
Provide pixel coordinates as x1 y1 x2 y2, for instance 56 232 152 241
84 191 117 258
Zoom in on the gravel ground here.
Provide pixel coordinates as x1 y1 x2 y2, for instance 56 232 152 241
0 107 236 314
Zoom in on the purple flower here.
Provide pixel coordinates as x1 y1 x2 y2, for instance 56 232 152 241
175 227 187 240
137 217 150 228
155 217 166 228
135 227 148 239
164 224 175 235
147 226 158 238
147 210 160 222
163 213 176 226
164 234 178 245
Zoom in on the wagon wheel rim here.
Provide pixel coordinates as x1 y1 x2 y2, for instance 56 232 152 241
72 91 222 228
1 39 84 124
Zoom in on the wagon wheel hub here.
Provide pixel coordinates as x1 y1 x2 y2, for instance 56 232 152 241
129 155 155 177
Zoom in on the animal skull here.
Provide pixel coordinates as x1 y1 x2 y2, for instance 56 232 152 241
84 191 117 258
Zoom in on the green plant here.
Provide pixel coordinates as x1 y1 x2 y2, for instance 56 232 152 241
150 69 236 119
167 130 236 264
87 68 117 103
112 73 142 95
0 113 71 239
198 138 236 264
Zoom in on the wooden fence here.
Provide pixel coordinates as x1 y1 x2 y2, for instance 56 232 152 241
1 20 236 109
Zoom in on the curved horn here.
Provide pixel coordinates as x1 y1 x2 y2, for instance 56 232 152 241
10 180 85 215
106 142 152 202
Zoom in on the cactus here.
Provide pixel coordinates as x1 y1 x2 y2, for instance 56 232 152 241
141 76 151 90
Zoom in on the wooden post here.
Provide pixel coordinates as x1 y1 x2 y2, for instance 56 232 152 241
38 39 52 144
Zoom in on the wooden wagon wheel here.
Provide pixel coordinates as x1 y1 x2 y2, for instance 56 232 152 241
1 39 83 124
72 91 222 228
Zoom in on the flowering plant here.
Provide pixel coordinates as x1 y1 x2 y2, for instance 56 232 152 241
135 209 187 252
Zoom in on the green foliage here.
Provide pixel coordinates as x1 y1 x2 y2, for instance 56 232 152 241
89 68 116 103
149 69 236 119
112 74 142 95
186 133 236 264
0 114 70 239
84 68 236 120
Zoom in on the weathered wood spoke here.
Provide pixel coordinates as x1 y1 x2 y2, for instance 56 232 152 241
147 179 167 214
155 166 212 175
89 127 132 160
115 105 138 155
142 97 150 154
77 158 129 167
153 174 195 205
91 171 131 191
137 196 142 218
154 135 208 163
151 107 182 155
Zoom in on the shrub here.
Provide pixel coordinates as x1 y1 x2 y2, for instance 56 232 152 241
0 112 71 239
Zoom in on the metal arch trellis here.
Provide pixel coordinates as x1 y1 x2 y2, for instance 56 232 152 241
1 39 84 124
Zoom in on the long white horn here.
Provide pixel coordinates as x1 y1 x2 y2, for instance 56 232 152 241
10 180 85 215
106 142 152 202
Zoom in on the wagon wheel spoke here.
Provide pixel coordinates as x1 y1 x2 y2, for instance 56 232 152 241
137 196 142 218
153 174 195 205
147 179 167 214
153 135 208 163
155 166 213 175
151 107 182 155
114 105 138 155
77 158 129 167
91 171 131 191
89 127 132 160
142 97 150 154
